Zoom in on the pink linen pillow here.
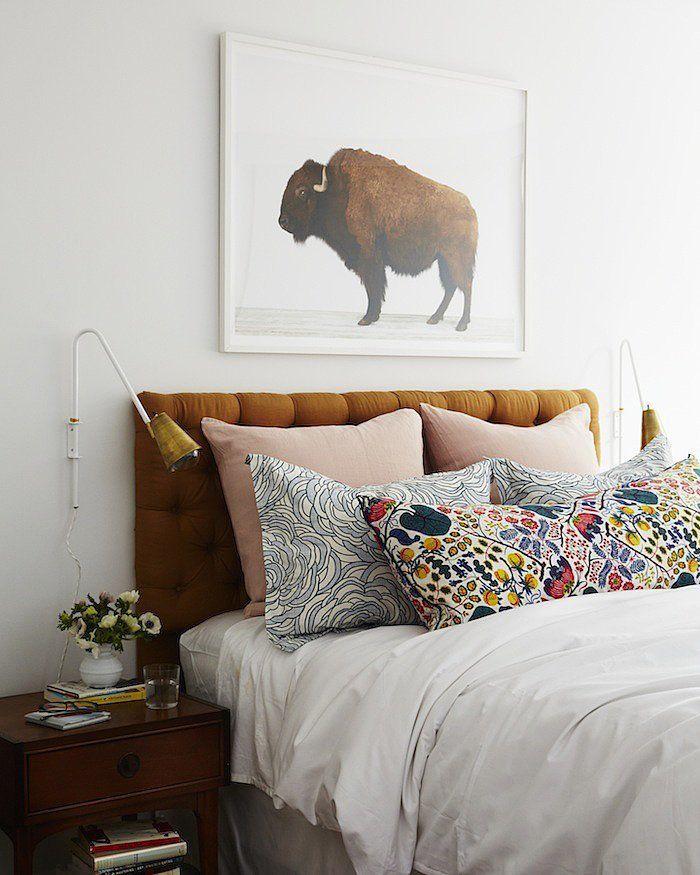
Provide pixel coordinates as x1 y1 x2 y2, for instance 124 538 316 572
420 403 598 479
201 409 424 608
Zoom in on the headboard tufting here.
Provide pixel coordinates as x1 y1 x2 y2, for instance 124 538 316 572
135 388 599 668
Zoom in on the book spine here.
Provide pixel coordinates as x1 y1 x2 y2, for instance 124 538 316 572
45 693 144 704
46 682 144 699
45 685 80 699
73 855 180 875
100 863 180 875
92 843 187 870
85 836 179 855
95 861 180 875
65 689 145 706
26 714 111 730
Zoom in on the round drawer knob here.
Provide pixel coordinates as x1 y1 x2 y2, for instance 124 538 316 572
117 752 141 779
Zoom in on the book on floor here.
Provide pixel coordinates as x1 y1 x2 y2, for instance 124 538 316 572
78 819 182 855
63 864 180 875
70 856 181 875
46 678 144 700
72 837 187 871
24 710 111 731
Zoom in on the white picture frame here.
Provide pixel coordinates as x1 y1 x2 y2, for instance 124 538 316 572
220 33 527 357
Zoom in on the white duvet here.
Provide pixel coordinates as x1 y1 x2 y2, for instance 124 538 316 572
216 587 700 875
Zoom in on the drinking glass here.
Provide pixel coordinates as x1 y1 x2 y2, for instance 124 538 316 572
143 663 180 710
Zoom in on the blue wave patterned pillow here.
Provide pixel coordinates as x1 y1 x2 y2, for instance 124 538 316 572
492 435 672 506
247 454 492 651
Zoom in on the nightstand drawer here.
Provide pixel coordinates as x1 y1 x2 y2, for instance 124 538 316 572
26 722 222 814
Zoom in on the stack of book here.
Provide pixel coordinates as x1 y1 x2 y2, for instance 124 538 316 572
45 678 146 705
71 819 187 874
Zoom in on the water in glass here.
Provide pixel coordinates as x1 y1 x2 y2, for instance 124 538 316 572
143 664 180 710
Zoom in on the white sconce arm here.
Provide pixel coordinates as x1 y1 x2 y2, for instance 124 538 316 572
618 338 646 411
616 338 654 465
67 329 151 508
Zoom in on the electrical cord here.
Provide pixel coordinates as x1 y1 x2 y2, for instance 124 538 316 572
56 507 83 682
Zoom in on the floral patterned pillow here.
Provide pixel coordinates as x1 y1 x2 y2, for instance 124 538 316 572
360 456 700 631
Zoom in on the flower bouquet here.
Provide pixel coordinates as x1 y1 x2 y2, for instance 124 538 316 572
58 591 161 687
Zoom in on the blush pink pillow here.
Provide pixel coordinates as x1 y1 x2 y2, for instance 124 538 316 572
420 403 598 481
202 409 424 609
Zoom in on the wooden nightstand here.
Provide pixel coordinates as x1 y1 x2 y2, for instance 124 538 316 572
0 692 230 874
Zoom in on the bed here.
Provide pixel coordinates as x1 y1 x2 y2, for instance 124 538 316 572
133 388 700 874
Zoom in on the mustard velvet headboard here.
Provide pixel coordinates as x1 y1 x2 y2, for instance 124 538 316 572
134 387 600 669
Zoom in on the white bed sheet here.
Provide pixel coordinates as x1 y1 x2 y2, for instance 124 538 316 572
181 611 411 874
212 587 700 875
213 615 424 789
179 610 249 701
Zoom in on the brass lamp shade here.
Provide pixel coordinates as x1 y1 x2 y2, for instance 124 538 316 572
641 407 662 449
148 413 201 472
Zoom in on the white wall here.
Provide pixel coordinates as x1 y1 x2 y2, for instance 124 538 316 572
2 0 699 696
1 0 699 870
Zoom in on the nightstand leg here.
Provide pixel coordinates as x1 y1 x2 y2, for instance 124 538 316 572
195 788 219 875
13 826 34 874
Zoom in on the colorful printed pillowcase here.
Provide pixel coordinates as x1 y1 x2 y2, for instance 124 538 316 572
491 434 672 506
360 455 700 632
246 453 492 651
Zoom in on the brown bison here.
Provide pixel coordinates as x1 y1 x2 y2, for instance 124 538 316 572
278 148 478 331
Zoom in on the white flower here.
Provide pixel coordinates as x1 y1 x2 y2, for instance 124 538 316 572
69 618 87 638
123 614 140 634
119 590 140 605
139 612 162 636
99 613 117 629
76 637 97 654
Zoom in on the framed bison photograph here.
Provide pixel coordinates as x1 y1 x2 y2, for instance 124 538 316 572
220 33 527 357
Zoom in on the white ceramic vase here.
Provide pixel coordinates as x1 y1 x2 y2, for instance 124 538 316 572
79 645 123 688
